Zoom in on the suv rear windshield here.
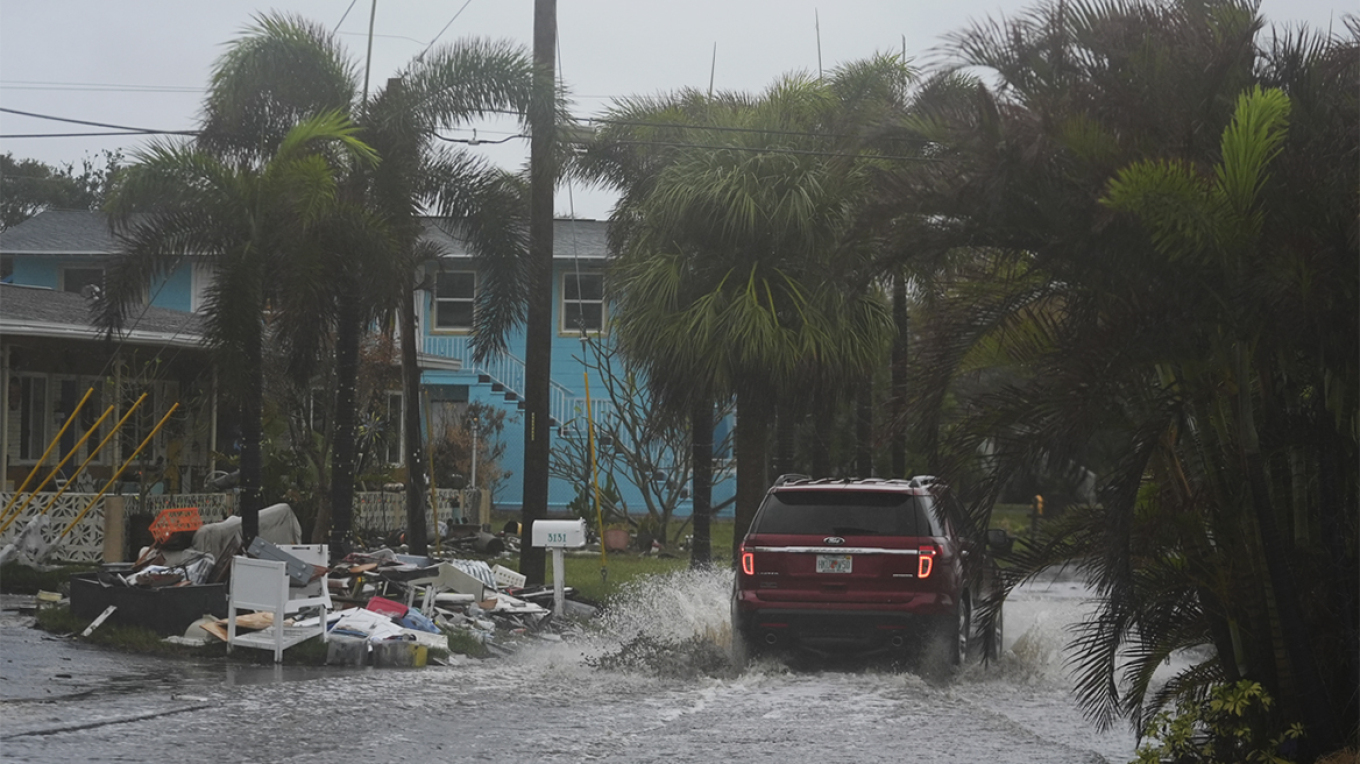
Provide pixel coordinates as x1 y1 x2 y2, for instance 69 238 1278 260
749 490 943 537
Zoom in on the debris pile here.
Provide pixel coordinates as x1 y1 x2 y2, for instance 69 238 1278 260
60 503 600 664
322 551 597 660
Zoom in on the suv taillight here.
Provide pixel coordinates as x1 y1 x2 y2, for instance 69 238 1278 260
918 544 940 578
741 544 755 576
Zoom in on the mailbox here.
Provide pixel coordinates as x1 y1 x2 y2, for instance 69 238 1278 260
531 518 588 549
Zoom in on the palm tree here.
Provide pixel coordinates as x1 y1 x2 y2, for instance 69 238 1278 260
869 0 1356 750
186 14 535 553
99 112 379 546
580 63 910 557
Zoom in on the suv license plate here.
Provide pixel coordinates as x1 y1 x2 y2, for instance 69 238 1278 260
816 554 852 573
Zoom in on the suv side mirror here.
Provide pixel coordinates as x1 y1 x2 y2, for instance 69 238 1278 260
986 528 1014 556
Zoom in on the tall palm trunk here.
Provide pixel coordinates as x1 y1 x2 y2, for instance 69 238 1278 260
401 281 429 554
732 391 770 560
239 321 264 546
1237 346 1340 754
689 397 713 568
890 270 908 477
856 377 873 478
328 281 361 556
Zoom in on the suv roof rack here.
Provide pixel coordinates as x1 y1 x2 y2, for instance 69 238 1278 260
774 473 813 486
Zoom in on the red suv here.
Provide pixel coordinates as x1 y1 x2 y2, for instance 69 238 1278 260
731 475 1006 663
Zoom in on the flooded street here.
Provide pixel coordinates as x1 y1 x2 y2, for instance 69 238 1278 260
1 569 1135 763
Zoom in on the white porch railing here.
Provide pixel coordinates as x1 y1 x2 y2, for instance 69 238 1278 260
423 335 578 429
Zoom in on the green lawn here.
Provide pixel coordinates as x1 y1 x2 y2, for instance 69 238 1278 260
498 518 736 603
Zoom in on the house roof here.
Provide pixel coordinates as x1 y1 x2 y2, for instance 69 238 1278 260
0 282 204 348
1 209 610 260
0 209 120 254
420 217 609 261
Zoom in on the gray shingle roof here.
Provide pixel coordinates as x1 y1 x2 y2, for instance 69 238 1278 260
0 282 203 345
0 209 118 254
2 209 611 260
420 216 608 260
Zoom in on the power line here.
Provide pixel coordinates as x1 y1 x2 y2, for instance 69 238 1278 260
609 138 936 162
1 130 166 137
0 80 201 94
0 107 195 136
416 0 475 61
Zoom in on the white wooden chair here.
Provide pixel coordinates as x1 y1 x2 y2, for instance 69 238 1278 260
227 544 331 662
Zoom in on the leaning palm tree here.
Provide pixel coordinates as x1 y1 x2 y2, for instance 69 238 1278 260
99 112 379 545
190 14 535 553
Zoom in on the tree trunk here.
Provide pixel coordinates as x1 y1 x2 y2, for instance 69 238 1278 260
689 397 713 568
401 281 429 555
518 0 556 584
856 377 872 478
328 286 361 558
1237 346 1339 755
239 321 264 547
891 270 908 478
810 404 831 478
774 406 795 479
732 390 769 561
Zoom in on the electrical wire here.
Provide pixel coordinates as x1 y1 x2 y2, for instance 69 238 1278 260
608 138 936 162
1 131 165 139
333 0 360 33
0 107 195 136
0 80 200 93
415 0 475 61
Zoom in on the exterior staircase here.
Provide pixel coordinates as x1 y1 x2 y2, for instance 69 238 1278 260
422 335 611 433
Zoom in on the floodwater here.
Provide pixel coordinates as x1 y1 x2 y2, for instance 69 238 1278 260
0 569 1136 764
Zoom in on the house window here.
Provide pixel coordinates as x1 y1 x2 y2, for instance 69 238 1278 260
434 271 476 331
561 272 605 333
190 262 217 313
9 374 49 462
61 267 103 296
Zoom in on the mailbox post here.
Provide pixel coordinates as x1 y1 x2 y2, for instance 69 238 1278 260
531 518 587 618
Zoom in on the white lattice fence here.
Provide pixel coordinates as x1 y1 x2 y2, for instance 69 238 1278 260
0 492 106 564
353 489 471 534
134 493 236 523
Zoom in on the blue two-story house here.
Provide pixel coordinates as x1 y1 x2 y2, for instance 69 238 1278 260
1 209 733 522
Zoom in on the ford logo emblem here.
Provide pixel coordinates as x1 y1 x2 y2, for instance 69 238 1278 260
824 537 845 545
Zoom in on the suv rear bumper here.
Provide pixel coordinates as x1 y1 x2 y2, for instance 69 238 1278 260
733 595 955 652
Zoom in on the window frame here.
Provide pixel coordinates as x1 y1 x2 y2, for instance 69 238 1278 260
61 266 104 296
559 271 606 335
432 270 477 334
10 373 50 465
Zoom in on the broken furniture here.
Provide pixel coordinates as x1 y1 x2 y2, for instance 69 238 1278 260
227 543 331 662
70 566 227 636
399 562 494 615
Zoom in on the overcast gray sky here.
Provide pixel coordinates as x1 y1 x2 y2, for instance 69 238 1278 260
1 0 1350 219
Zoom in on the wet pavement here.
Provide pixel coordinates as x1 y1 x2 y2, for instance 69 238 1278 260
0 573 1137 764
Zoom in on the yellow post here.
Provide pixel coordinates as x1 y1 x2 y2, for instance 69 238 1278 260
0 394 147 536
60 403 178 541
0 387 94 520
583 369 607 581
0 404 115 535
33 395 148 519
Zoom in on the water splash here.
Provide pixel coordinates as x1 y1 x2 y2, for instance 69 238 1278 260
584 567 739 678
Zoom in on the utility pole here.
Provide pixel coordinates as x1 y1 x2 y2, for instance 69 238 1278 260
518 0 556 584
